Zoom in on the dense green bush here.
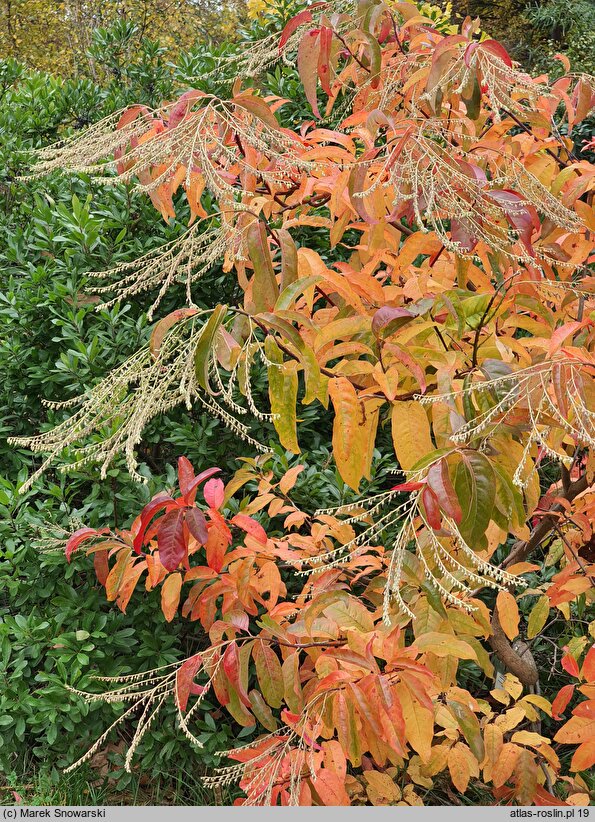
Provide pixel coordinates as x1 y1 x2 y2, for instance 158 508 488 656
0 31 241 792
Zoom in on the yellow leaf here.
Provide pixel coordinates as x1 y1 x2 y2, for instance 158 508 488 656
328 377 368 491
364 771 402 804
414 632 477 660
490 688 511 706
567 793 591 806
396 682 434 763
511 730 551 747
496 591 519 641
495 705 526 733
266 337 299 453
483 724 503 765
520 694 552 716
554 716 595 745
448 742 471 793
391 401 434 471
503 673 523 700
527 595 550 639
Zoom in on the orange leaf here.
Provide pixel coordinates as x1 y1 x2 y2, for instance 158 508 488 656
581 645 595 682
570 740 595 771
554 716 595 744
492 743 520 787
161 572 182 622
562 649 581 678
311 769 350 806
551 684 575 720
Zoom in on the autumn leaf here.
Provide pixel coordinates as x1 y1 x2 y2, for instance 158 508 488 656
161 572 183 622
496 591 520 641
157 509 187 571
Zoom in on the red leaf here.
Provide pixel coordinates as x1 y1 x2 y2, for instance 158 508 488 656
298 29 322 119
451 217 478 253
222 642 251 707
317 26 333 96
65 528 105 561
204 478 225 510
176 653 202 712
177 456 195 496
422 486 442 529
185 508 209 545
371 306 414 336
157 509 187 571
133 492 175 553
167 90 204 130
489 189 540 254
552 684 575 719
548 321 590 357
279 8 313 52
231 513 268 545
561 648 580 678
182 467 222 505
93 550 110 586
427 461 463 523
480 39 513 68
390 480 425 492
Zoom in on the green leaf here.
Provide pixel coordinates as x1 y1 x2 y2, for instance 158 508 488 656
194 304 227 392
275 274 322 311
278 228 298 290
449 700 485 762
258 312 322 404
527 595 550 639
455 451 496 549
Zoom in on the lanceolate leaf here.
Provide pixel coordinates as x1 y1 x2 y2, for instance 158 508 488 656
185 508 209 545
252 641 284 708
391 402 434 471
265 336 299 453
449 700 485 762
231 513 267 545
427 460 463 523
176 654 202 713
328 377 367 491
455 451 496 548
157 509 187 571
65 528 104 561
247 221 279 313
496 591 520 641
194 305 227 392
133 492 175 554
297 29 322 118
161 572 183 622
